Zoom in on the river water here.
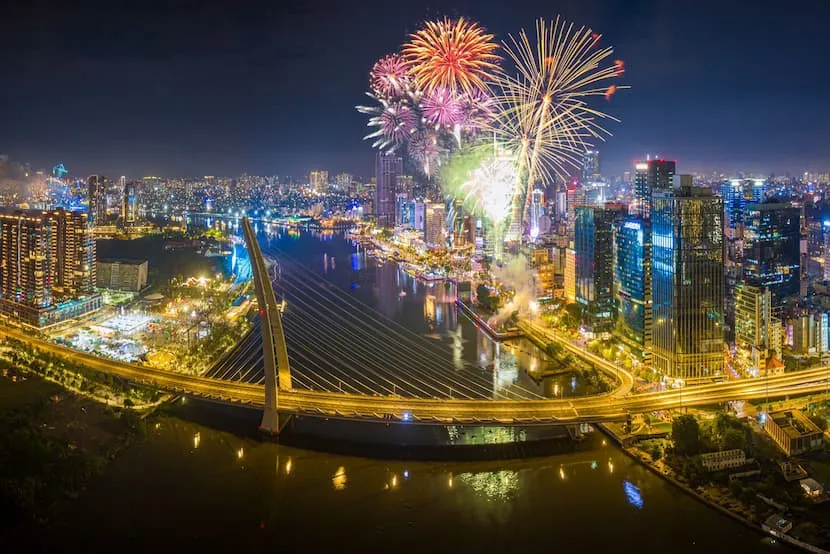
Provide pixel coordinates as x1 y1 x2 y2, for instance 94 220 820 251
11 220 786 552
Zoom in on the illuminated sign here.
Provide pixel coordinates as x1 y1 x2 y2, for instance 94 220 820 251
623 221 641 230
635 163 648 171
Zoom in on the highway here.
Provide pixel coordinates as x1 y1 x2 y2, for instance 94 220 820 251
3 324 830 425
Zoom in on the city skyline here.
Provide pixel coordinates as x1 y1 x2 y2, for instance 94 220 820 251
0 0 828 178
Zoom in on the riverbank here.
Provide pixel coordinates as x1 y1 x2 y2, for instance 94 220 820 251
598 422 828 553
0 370 154 528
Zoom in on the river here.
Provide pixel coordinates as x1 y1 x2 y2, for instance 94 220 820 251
12 220 787 552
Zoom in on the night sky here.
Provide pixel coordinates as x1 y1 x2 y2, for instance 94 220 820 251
1 0 828 179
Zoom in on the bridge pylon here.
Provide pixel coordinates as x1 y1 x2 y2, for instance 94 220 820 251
241 217 292 434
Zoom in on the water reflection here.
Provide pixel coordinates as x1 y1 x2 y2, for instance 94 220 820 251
456 470 519 501
332 466 347 490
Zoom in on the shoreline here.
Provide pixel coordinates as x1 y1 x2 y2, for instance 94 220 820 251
597 422 829 554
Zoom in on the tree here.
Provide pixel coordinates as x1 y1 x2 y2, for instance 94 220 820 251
809 414 828 432
672 414 701 456
722 428 747 452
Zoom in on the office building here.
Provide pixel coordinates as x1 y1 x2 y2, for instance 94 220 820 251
88 174 107 224
375 153 401 228
614 217 652 359
651 186 723 381
564 248 576 302
395 192 409 226
424 203 445 249
575 205 622 334
310 170 328 194
824 221 830 282
0 208 100 327
122 181 138 224
734 282 782 369
743 202 801 306
582 150 600 184
97 259 148 292
634 159 675 218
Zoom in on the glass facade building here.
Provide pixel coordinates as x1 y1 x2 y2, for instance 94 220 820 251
614 217 652 356
743 202 801 305
575 206 622 333
651 188 724 381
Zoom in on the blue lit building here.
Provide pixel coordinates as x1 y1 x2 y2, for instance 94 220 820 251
721 179 746 230
651 186 723 381
614 217 651 360
743 202 802 306
575 205 623 334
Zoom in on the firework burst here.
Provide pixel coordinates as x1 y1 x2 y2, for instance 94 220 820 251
461 151 517 224
491 17 626 235
403 17 501 95
369 53 411 99
422 87 463 127
356 95 417 152
408 131 441 175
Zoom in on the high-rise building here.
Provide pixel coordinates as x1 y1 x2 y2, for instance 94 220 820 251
122 181 138 224
0 208 100 327
743 202 801 306
575 205 623 334
614 217 652 360
424 203 445 249
88 174 107 224
564 248 576 303
582 150 600 184
309 170 328 194
734 282 781 369
634 159 675 219
334 172 352 192
375 153 401 228
651 185 724 381
566 185 586 244
395 192 409 226
824 221 830 282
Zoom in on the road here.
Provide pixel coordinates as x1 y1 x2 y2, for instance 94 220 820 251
3 324 830 425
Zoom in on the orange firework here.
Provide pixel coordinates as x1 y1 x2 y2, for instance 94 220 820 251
614 60 625 74
403 17 500 95
605 85 617 100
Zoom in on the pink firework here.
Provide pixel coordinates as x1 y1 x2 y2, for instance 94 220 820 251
460 88 494 130
379 104 417 145
408 131 441 175
422 87 463 127
370 54 411 99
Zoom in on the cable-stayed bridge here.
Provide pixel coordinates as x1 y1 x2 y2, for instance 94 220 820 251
3 216 830 434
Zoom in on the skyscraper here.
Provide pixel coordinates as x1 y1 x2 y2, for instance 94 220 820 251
614 217 652 360
634 159 675 218
0 208 99 327
375 152 401 228
309 170 328 194
824 221 830 282
575 205 623 334
122 181 138 224
424 202 445 249
743 202 801 306
582 150 600 184
88 174 107 224
651 185 724 381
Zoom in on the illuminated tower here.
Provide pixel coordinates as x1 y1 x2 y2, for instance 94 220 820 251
575 205 623 335
743 202 801 307
375 152 401 228
651 185 723 382
634 159 675 219
122 181 138 224
87 174 107 224
824 221 830 282
309 170 328 194
614 217 652 364
582 149 600 184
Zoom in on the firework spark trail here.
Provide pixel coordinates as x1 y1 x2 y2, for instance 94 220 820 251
422 87 463 127
403 17 501 95
491 17 627 235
